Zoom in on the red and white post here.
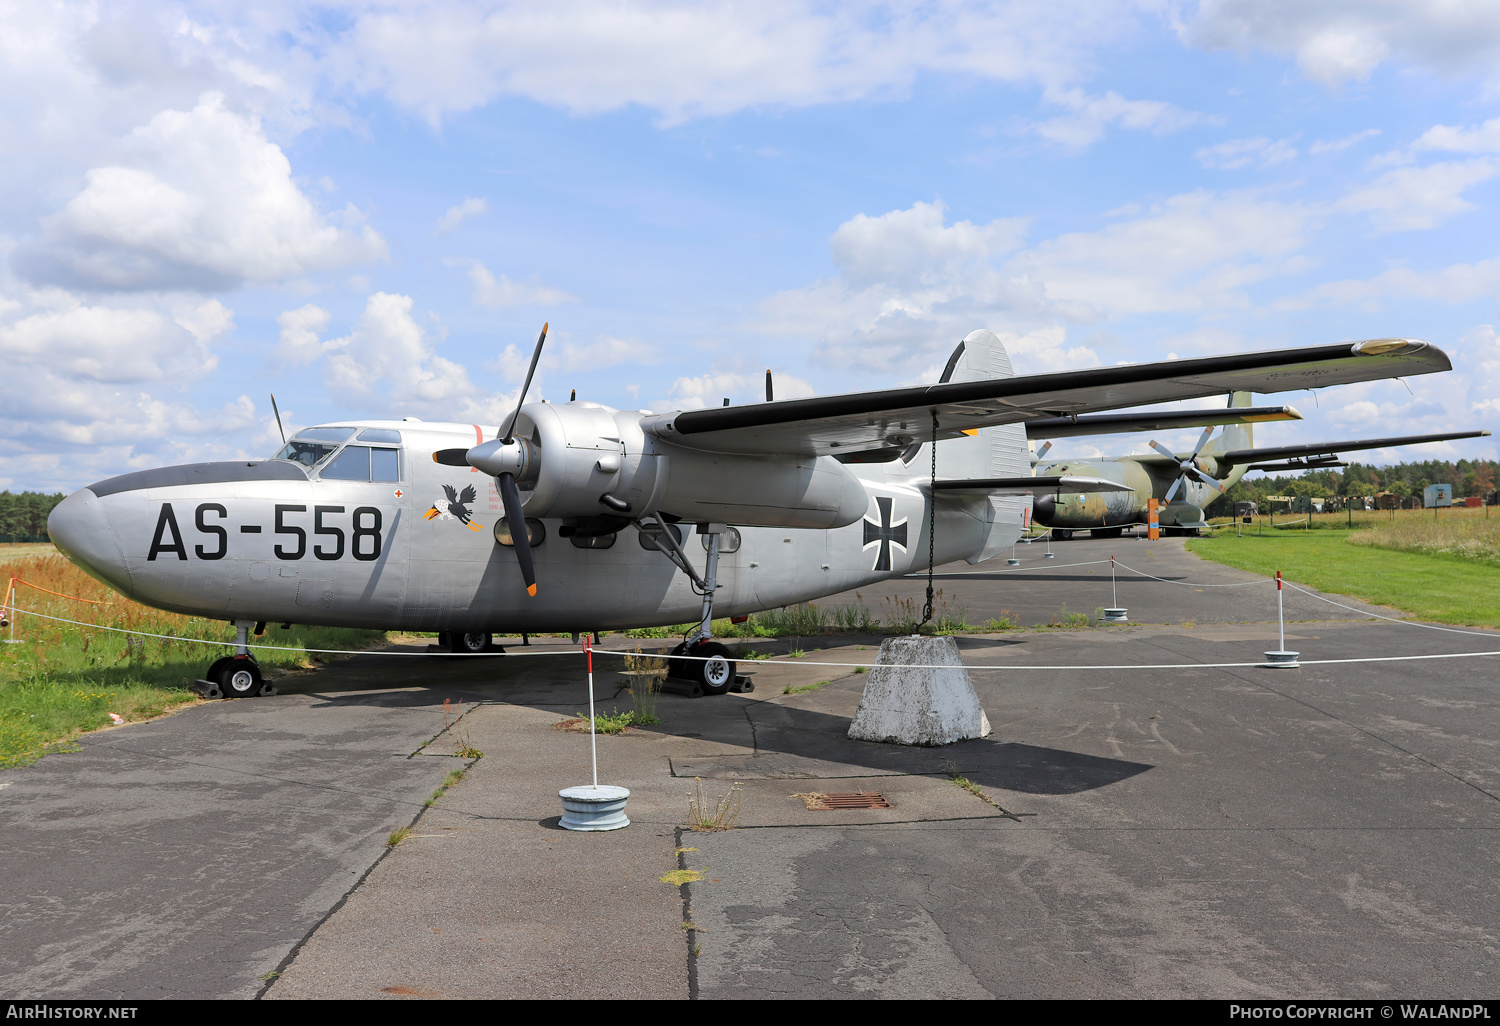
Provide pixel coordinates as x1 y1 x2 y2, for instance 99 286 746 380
1264 570 1300 667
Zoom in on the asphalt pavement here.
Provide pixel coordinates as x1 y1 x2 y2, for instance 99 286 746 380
2 536 1497 999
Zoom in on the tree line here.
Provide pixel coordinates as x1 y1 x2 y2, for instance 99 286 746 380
1205 458 1497 517
0 491 67 542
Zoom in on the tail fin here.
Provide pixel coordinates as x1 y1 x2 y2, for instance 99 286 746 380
938 329 1028 563
1211 390 1254 453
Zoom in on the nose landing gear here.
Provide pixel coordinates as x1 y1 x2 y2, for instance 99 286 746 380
194 621 276 699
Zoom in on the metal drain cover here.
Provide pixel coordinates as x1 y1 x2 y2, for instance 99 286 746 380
793 791 892 810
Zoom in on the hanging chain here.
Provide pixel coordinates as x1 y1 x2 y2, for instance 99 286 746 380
920 408 937 628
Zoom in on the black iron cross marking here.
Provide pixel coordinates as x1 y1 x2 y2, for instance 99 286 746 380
862 496 908 572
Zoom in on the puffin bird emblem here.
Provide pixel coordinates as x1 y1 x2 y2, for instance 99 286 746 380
425 484 486 531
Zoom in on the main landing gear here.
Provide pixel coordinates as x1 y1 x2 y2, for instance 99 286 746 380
195 621 275 699
434 631 502 654
664 523 744 697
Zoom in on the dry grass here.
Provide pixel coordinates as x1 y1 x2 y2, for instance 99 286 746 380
687 777 742 831
1348 514 1500 564
0 550 385 767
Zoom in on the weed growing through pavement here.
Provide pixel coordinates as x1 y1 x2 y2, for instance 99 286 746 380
1043 603 1092 629
387 826 412 847
424 767 467 808
688 777 743 831
441 698 483 758
783 681 827 695
853 666 867 674
555 708 636 734
659 869 705 886
621 647 665 726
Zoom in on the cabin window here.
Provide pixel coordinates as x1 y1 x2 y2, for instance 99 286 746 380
637 523 684 551
494 518 546 547
371 448 400 482
700 527 741 554
274 427 355 468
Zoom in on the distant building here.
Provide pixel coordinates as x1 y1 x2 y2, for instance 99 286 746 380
1423 483 1454 508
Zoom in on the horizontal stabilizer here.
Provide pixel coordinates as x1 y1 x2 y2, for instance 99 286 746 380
1222 429 1490 467
933 475 1130 496
1027 405 1300 440
643 339 1447 457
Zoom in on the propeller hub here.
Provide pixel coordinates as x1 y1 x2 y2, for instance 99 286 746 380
466 437 534 480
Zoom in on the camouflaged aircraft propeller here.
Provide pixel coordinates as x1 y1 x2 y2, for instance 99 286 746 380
1151 426 1228 504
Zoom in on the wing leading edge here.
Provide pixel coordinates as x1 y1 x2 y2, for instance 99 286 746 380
933 475 1129 496
1221 430 1491 468
644 339 1448 456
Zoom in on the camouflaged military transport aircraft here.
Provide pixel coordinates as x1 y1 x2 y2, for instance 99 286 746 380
47 328 1456 698
1028 393 1489 537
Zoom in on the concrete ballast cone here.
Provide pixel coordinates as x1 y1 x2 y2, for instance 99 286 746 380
847 635 992 746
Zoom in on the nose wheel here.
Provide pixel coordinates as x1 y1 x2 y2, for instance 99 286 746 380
669 641 738 696
200 655 274 699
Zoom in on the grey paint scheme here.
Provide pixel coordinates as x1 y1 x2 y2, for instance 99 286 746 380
46 332 1460 636
49 419 1015 634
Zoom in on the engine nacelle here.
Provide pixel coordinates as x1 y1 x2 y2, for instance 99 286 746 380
513 401 870 529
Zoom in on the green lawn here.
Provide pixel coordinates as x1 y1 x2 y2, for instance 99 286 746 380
1187 529 1500 628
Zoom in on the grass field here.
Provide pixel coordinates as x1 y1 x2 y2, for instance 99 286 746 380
1 547 386 768
1186 528 1500 628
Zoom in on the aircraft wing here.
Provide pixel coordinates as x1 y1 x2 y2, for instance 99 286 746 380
643 339 1448 456
1220 429 1491 467
932 475 1130 495
1025 405 1301 439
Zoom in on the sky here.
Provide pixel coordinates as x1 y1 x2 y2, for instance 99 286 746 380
4 0 1500 493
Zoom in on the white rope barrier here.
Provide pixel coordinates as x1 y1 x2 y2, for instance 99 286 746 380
911 558 1113 578
8 603 1500 672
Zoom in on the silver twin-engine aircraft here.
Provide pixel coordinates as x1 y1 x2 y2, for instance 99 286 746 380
47 329 1454 698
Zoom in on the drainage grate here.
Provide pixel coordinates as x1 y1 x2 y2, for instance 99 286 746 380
792 791 892 811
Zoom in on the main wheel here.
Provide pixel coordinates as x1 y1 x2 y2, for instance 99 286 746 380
1054 529 1073 540
450 631 492 653
687 641 737 696
209 656 262 698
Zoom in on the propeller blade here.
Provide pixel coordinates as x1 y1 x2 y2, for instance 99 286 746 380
501 322 549 444
1148 440 1178 461
432 448 471 467
497 472 537 597
1189 425 1215 459
1164 475 1184 504
270 393 286 445
1035 440 1053 460
765 369 773 403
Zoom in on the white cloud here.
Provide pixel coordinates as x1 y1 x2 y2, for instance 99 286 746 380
1008 190 1312 317
315 292 511 420
1310 128 1381 154
557 335 658 372
434 196 489 234
18 94 386 291
1184 0 1500 89
275 304 332 364
1335 158 1497 231
0 295 222 383
336 1 1157 124
1032 87 1212 150
1281 257 1500 310
1195 136 1298 170
760 200 1059 375
1412 116 1500 155
462 259 577 308
656 368 815 412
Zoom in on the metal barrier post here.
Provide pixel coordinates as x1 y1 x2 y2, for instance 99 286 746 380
1264 570 1299 667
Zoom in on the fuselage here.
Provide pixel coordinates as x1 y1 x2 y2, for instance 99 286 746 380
1030 455 1250 530
47 412 1026 634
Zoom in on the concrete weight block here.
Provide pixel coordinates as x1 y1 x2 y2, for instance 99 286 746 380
847 635 992 746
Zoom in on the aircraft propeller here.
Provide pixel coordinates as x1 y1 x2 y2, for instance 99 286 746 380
1149 426 1226 503
1032 440 1052 463
432 323 549 597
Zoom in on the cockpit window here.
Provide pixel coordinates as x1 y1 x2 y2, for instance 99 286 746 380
295 427 356 443
274 440 340 467
357 428 402 443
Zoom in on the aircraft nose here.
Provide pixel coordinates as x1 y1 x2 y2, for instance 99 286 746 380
1033 493 1056 521
47 489 129 590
